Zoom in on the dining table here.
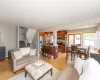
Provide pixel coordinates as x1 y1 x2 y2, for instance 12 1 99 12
67 47 100 54
66 46 87 59
66 46 100 60
67 46 86 50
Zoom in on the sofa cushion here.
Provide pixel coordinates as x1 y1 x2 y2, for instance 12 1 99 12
20 47 30 57
28 55 38 62
30 49 36 56
16 56 28 66
57 65 79 80
13 50 22 60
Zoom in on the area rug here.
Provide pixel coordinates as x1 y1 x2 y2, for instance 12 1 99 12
8 68 62 80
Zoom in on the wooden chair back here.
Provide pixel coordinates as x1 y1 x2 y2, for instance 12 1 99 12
71 45 78 52
87 45 90 58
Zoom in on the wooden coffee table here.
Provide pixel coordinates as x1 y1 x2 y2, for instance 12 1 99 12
25 60 52 80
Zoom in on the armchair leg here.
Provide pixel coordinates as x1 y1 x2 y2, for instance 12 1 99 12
14 72 16 74
25 70 27 77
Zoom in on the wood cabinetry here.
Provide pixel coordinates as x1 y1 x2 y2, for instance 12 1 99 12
57 30 67 53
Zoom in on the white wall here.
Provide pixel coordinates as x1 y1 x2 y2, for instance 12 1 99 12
0 24 17 57
38 17 99 32
67 27 96 33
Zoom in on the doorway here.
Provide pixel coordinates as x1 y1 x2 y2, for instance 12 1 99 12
39 32 53 51
68 33 82 47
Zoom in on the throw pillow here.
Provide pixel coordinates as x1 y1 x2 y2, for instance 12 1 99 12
79 58 100 80
30 49 36 56
13 50 22 60
74 57 85 75
20 47 30 56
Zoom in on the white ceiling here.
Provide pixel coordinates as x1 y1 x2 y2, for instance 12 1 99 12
0 0 100 29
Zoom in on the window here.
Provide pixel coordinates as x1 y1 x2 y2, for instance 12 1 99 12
68 34 74 46
75 34 81 45
68 33 81 46
83 33 95 46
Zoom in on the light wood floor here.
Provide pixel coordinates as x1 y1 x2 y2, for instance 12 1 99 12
40 53 67 71
0 53 67 80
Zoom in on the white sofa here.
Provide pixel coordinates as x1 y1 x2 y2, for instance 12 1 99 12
11 47 38 72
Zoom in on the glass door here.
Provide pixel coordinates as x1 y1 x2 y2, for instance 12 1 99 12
68 34 74 47
68 33 81 46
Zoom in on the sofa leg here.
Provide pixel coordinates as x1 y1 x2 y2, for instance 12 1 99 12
25 70 27 77
14 72 16 74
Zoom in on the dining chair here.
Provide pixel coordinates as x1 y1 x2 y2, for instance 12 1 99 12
66 46 71 60
79 45 90 59
86 45 90 58
41 46 46 57
71 45 78 61
45 46 51 59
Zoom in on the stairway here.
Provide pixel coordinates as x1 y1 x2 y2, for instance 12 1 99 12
19 27 37 48
19 41 27 48
26 28 36 43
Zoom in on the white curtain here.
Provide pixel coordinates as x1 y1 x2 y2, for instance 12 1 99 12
94 24 100 49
